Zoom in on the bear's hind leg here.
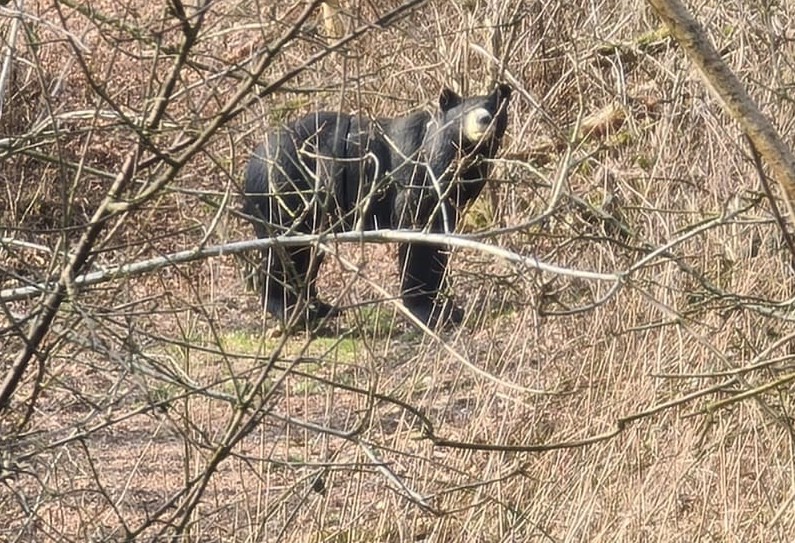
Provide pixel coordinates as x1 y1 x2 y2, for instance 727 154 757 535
292 246 338 322
261 245 299 322
263 245 337 325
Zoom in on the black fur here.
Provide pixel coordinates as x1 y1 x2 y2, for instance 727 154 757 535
243 84 512 327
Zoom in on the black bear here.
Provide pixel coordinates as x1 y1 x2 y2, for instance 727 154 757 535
243 83 512 328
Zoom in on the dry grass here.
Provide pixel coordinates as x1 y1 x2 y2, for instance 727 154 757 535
3 0 795 541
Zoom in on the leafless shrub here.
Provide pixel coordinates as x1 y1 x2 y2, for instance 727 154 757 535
2 0 795 540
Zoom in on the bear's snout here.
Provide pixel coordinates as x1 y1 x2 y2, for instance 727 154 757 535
475 110 492 126
463 107 495 142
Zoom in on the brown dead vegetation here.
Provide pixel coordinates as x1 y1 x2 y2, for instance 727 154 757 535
3 0 795 541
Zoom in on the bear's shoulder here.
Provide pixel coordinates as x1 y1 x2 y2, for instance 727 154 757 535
377 110 432 153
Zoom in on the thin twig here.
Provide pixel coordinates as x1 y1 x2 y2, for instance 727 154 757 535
0 0 22 121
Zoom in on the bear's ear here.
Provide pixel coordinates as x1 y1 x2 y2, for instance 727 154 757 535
439 88 462 111
496 83 512 102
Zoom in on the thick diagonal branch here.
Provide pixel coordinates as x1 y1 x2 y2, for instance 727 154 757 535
647 0 795 222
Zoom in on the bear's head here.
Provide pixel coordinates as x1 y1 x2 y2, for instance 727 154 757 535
418 83 512 203
436 83 512 155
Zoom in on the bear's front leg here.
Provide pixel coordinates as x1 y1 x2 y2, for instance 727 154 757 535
398 243 463 327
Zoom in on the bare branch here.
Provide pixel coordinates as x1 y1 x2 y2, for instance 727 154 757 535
0 230 620 303
647 0 795 224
